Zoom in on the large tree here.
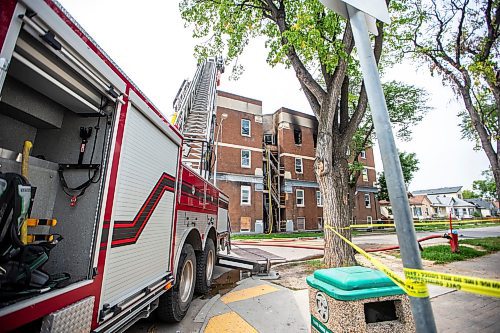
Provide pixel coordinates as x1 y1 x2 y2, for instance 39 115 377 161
400 0 499 201
378 152 420 201
473 169 497 199
180 0 425 266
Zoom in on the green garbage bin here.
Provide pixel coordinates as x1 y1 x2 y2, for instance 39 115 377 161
306 266 415 333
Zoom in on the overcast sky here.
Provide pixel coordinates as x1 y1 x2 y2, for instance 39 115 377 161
58 0 490 191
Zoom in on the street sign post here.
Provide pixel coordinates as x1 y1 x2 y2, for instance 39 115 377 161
319 1 438 332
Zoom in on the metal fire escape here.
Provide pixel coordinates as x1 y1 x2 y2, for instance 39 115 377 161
263 145 282 233
172 57 224 180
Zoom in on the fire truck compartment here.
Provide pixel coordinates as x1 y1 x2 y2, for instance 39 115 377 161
0 29 114 294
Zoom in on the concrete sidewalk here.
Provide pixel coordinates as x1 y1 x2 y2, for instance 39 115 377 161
201 277 308 332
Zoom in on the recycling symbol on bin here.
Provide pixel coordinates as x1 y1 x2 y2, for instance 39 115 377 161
315 292 329 323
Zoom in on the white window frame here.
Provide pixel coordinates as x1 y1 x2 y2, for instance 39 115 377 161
364 193 371 208
367 216 373 225
296 189 305 207
316 190 323 207
362 168 368 181
241 149 251 168
295 157 303 174
241 185 251 205
241 119 251 137
360 150 366 159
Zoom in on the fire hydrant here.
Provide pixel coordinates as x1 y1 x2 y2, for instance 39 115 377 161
448 230 459 253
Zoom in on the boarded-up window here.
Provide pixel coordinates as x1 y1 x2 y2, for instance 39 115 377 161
362 168 368 181
240 217 251 231
297 217 306 231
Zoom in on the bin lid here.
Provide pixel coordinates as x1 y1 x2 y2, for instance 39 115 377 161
314 266 396 290
306 266 405 301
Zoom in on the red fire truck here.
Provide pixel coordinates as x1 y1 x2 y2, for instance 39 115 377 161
0 0 230 331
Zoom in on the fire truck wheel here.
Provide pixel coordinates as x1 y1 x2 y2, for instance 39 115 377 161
157 243 196 322
195 238 215 294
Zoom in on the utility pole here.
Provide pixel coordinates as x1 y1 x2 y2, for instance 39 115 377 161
319 1 437 332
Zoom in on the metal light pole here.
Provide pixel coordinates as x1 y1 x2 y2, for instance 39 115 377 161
319 1 437 332
213 113 228 187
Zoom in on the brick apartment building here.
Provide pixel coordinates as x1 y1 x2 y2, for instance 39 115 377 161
214 91 380 232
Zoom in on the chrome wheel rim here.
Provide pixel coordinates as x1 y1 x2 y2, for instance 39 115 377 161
179 259 193 303
206 249 215 282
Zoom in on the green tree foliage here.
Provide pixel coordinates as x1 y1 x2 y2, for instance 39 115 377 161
378 152 419 201
462 189 480 199
473 169 497 199
180 0 428 266
398 0 500 201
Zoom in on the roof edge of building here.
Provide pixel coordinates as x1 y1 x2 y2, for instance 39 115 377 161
217 90 263 106
274 107 317 121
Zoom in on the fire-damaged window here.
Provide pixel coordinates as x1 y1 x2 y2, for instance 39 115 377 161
241 149 251 168
296 189 305 207
293 127 302 145
264 134 275 145
241 119 251 137
295 157 303 174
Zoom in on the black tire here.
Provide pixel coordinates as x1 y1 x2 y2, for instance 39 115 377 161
195 238 215 294
157 243 196 322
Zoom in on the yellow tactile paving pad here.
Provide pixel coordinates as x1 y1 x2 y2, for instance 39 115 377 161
204 311 258 333
220 284 279 304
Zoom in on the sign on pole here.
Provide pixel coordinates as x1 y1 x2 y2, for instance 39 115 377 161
318 1 438 332
319 0 390 35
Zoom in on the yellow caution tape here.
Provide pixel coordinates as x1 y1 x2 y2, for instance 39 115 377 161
324 225 429 297
324 224 500 298
349 218 500 229
404 268 500 298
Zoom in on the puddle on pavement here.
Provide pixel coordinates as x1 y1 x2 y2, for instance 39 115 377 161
203 269 250 299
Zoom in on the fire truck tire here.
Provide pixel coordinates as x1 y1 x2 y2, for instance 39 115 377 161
157 243 196 322
195 238 215 293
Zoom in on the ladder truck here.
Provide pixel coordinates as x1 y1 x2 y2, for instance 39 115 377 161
0 1 231 331
171 56 224 181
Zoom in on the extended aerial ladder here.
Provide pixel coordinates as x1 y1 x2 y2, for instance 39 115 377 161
171 57 224 180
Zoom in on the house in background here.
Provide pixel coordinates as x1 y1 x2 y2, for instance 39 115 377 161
413 186 464 200
429 196 475 218
379 194 433 220
464 199 496 217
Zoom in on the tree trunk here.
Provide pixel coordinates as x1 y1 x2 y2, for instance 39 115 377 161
315 129 356 267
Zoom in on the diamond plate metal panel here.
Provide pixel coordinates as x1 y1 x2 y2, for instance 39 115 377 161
41 296 94 333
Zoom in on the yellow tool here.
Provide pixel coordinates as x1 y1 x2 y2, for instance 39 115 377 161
26 218 58 244
20 140 33 245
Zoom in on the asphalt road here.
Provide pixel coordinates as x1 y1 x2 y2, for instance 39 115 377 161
355 225 500 246
128 225 500 332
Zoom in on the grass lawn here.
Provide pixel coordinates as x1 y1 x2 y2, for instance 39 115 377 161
461 237 500 252
421 245 487 264
232 230 362 240
232 231 323 240
421 236 500 264
413 222 500 232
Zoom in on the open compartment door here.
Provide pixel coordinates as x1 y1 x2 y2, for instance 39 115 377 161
100 103 179 313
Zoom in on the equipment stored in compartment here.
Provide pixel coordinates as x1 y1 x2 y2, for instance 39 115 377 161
0 172 69 303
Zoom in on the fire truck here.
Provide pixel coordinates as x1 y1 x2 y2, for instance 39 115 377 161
0 0 231 331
